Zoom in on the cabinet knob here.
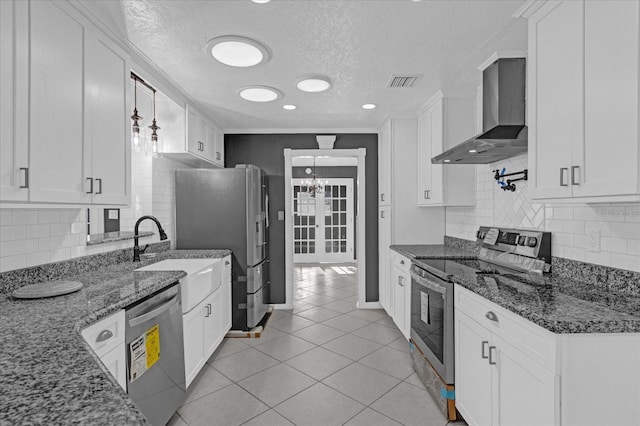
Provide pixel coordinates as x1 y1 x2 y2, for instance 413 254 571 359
485 311 498 322
96 329 113 343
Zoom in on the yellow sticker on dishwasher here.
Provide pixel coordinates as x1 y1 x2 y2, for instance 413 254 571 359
145 324 160 369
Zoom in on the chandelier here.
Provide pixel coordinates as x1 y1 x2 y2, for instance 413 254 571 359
302 157 327 195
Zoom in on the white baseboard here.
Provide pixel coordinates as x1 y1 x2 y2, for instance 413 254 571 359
357 301 382 309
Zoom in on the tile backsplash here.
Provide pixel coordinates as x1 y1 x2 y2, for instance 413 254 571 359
0 154 188 273
446 153 640 273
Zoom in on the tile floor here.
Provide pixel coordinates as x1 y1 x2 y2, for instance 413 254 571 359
169 264 462 426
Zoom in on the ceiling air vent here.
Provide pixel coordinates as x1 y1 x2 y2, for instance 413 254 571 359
387 75 420 88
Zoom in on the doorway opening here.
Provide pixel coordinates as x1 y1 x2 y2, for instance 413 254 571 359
282 148 373 311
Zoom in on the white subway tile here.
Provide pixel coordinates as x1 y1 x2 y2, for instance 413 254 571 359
0 225 26 242
25 224 50 239
38 210 61 224
38 236 62 251
610 222 640 239
0 241 13 257
553 232 574 247
611 253 640 273
12 239 38 256
553 207 574 220
596 206 627 222
70 222 86 235
601 237 628 254
551 244 565 258
628 240 640 256
70 245 87 258
60 209 84 223
544 220 563 232
573 206 597 221
26 251 49 268
60 234 81 248
0 254 26 272
0 210 13 226
585 251 611 267
49 223 71 237
563 246 586 262
563 220 585 235
574 234 588 249
12 210 38 225
49 248 71 262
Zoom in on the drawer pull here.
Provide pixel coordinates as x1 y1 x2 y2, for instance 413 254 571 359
96 329 113 343
489 346 497 365
485 311 498 322
481 341 489 359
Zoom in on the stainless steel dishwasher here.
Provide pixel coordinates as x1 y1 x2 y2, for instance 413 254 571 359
125 282 185 426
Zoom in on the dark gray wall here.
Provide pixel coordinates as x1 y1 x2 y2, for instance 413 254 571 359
225 134 378 304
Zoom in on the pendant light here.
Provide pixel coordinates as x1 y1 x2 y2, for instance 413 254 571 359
131 75 143 150
302 157 326 196
149 89 160 154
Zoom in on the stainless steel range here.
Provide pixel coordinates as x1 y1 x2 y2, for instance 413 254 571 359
409 226 551 420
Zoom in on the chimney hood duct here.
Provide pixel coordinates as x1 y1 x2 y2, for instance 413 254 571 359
432 57 527 165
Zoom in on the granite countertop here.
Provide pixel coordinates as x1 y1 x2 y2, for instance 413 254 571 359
0 248 231 425
390 244 640 334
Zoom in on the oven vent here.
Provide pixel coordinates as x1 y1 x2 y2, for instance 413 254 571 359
387 75 420 88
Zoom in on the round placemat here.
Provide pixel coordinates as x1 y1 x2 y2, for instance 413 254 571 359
12 280 84 299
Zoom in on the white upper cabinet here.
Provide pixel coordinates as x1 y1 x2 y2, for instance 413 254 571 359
526 0 640 202
1 0 131 206
417 91 476 206
0 0 28 202
161 103 223 168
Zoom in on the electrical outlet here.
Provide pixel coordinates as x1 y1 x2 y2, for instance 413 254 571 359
588 230 600 252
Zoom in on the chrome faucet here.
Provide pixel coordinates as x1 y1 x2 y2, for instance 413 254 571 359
133 215 168 262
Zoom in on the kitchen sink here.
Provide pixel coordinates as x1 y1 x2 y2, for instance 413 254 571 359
136 259 221 313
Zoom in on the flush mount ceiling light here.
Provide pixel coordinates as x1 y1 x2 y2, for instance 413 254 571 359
207 36 271 67
238 86 281 102
362 103 376 110
251 0 271 3
296 75 331 93
283 104 297 110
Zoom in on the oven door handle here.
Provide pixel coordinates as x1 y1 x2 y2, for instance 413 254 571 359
410 271 447 295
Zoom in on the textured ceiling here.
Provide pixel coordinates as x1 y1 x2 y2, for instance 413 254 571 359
81 0 527 132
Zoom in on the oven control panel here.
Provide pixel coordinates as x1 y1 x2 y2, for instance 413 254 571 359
476 226 551 263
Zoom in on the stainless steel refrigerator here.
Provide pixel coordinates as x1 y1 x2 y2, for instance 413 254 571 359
175 165 269 331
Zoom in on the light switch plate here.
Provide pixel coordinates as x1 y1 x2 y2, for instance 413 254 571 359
588 230 600 252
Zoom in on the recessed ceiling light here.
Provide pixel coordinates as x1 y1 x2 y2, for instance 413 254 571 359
252 0 270 3
238 86 281 102
283 104 297 110
469 149 477 153
296 75 331 93
362 103 376 110
444 159 451 163
207 36 271 67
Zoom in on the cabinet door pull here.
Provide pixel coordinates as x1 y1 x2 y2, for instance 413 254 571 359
424 190 430 200
559 168 568 187
488 346 497 365
95 178 102 195
481 340 489 359
19 167 29 189
398 276 403 286
96 329 113 343
571 166 580 185
380 193 385 202
485 311 498 322
205 304 211 317
216 151 221 160
380 211 385 219
86 177 94 194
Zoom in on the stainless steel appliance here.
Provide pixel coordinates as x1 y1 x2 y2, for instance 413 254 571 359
175 165 269 331
409 226 551 418
125 283 185 426
431 57 527 164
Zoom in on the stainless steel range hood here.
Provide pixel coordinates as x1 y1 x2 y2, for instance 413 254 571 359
432 57 527 164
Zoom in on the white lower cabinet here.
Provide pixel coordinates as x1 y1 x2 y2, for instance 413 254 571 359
183 255 232 388
81 310 126 391
455 284 640 426
379 206 392 315
390 251 411 340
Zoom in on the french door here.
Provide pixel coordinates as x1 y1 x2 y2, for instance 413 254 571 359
292 178 354 263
